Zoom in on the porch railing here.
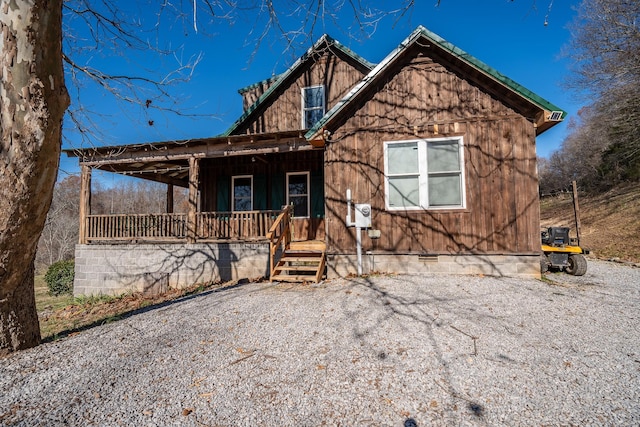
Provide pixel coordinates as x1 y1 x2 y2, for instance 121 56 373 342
196 210 281 240
266 205 293 279
84 210 281 242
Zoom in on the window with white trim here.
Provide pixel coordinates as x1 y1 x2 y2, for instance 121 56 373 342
286 172 310 217
232 175 253 211
384 137 465 210
301 85 325 129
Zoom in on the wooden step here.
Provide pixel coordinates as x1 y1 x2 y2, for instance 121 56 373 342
274 264 320 272
271 274 318 283
289 240 326 252
283 250 324 255
270 241 326 284
279 256 323 263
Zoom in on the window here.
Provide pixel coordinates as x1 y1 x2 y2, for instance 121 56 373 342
232 175 253 211
302 85 325 128
384 137 465 210
286 172 310 217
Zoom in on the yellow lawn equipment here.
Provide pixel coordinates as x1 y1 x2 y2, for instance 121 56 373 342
540 226 589 276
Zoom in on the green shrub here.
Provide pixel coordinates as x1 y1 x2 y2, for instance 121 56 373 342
45 260 75 296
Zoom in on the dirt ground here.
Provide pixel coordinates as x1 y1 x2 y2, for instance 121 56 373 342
540 184 640 264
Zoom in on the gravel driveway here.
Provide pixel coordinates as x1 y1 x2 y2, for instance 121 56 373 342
1 259 639 426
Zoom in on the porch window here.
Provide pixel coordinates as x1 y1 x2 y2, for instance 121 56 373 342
286 172 310 217
384 137 465 210
302 85 325 128
232 175 253 211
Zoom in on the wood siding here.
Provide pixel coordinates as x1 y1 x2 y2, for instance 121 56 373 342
234 49 369 134
324 48 540 255
199 150 326 241
240 77 279 111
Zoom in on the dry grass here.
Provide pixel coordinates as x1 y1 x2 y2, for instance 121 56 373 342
35 278 236 341
34 275 73 312
540 183 640 263
34 275 75 338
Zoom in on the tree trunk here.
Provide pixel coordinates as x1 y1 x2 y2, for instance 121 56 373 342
0 0 69 354
0 263 39 356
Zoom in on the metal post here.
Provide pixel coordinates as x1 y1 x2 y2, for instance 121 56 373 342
356 226 362 276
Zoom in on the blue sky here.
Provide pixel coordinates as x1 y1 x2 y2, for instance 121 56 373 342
60 0 582 179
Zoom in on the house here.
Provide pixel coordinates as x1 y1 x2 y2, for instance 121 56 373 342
66 26 564 296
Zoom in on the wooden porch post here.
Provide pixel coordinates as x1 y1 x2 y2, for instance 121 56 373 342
187 157 200 243
166 183 174 214
78 165 92 244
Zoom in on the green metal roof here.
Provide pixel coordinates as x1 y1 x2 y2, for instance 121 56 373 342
222 34 375 137
306 26 565 140
237 75 282 95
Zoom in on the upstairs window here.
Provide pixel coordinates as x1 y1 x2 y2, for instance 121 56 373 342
232 175 253 211
302 85 325 129
286 172 310 217
384 137 465 210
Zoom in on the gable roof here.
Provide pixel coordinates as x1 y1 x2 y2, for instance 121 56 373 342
222 34 375 137
306 26 565 141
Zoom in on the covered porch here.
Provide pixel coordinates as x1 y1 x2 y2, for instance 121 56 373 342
65 131 328 293
67 130 326 244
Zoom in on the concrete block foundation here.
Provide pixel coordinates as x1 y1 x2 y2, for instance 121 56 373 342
73 242 270 296
326 253 541 279
74 243 540 297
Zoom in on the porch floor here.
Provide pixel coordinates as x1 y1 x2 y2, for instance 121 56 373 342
289 240 326 252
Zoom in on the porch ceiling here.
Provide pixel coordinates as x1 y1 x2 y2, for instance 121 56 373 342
64 130 311 187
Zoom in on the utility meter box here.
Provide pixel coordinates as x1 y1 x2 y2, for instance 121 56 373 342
354 204 372 228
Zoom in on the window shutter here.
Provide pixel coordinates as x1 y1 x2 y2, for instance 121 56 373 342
311 169 324 218
216 175 230 212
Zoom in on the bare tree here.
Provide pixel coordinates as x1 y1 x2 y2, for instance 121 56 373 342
538 106 613 192
62 1 423 144
594 88 640 184
91 179 182 215
62 0 209 144
565 0 640 100
542 0 639 191
37 177 81 270
558 0 640 188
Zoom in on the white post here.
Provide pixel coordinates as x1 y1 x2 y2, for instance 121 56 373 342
345 189 353 226
356 226 362 276
346 188 362 275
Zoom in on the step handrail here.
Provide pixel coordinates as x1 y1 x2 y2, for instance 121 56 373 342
266 205 293 280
